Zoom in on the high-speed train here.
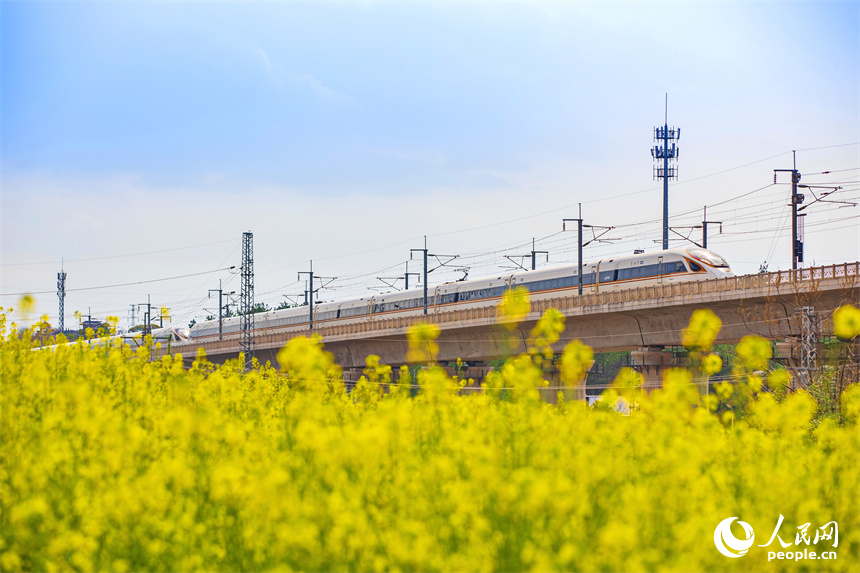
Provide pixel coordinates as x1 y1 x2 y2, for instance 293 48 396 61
33 324 192 351
189 247 733 342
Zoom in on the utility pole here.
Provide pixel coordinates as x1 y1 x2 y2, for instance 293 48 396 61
57 262 66 332
298 261 315 329
530 238 549 271
411 238 429 315
376 261 420 292
504 238 549 272
209 279 226 341
240 231 255 370
404 261 420 290
563 215 584 295
297 261 335 329
775 152 803 270
563 204 586 295
564 205 614 295
702 206 722 250
128 304 136 333
410 237 457 315
137 296 152 336
651 94 680 250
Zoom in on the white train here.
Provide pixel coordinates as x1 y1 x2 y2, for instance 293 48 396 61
189 247 733 342
34 325 192 351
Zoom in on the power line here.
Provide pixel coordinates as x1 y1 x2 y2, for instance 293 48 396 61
0 239 237 267
0 266 235 297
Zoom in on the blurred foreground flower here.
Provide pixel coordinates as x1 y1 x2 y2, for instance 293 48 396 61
681 309 721 352
406 322 440 363
833 304 860 340
497 286 530 328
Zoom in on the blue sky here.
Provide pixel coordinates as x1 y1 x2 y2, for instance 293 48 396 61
2 1 858 328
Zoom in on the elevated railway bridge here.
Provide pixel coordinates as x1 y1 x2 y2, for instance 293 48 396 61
160 262 859 392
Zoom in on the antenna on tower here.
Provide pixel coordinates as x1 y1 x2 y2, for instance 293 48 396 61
651 93 680 250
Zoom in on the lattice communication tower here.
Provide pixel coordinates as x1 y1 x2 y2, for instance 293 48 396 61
240 231 255 369
57 268 67 332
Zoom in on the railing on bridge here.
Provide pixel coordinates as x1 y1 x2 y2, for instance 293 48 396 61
185 262 860 352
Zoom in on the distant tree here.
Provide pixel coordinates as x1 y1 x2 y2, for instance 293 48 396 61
205 315 216 322
188 319 197 328
275 301 296 310
250 302 271 315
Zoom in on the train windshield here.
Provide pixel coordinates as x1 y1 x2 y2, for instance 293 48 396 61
687 248 730 268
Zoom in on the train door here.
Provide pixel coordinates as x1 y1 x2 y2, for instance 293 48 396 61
657 256 664 284
595 260 602 293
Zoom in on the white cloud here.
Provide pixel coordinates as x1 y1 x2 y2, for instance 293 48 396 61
251 44 355 105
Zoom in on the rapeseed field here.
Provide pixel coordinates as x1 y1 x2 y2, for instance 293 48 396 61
1 298 858 572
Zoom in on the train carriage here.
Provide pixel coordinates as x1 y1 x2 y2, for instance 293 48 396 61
187 247 733 343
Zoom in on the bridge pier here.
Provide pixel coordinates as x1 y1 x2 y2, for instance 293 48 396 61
630 346 686 392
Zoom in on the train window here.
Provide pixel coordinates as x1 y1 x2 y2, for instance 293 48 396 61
690 261 702 272
636 264 658 278
688 248 730 268
617 267 635 280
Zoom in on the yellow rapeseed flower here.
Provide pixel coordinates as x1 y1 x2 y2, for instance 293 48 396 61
767 368 791 392
18 294 35 317
833 304 860 340
681 309 721 351
497 286 530 329
700 353 722 376
558 340 593 386
406 322 440 363
1 306 857 573
736 335 772 371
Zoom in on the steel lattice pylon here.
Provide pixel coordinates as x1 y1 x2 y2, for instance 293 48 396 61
796 306 817 389
57 270 67 332
240 231 255 370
